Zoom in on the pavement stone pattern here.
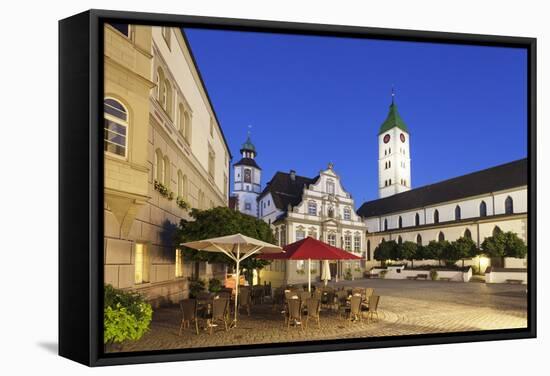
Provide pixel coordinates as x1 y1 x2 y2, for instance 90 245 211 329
112 279 528 353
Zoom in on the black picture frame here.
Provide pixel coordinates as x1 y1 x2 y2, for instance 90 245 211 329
59 9 537 367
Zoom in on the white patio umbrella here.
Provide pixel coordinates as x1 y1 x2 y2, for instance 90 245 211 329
321 260 331 286
181 233 282 327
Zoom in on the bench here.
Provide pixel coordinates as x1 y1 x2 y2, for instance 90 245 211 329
416 274 429 280
370 273 379 279
506 279 523 284
439 277 451 282
406 276 418 280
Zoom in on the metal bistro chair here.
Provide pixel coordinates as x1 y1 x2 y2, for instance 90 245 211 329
346 295 363 324
304 298 321 329
287 298 303 331
364 295 380 323
336 290 349 318
179 299 199 335
299 290 312 302
238 287 252 316
208 297 229 334
272 288 285 312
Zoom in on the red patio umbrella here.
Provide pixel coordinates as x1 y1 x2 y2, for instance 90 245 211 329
260 236 362 291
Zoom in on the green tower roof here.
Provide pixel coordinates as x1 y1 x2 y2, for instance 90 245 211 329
240 135 257 155
379 101 409 135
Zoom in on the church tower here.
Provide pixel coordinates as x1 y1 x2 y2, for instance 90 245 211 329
378 90 411 198
233 133 262 217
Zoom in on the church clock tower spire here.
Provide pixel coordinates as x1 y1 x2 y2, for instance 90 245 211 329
378 89 412 198
233 127 262 216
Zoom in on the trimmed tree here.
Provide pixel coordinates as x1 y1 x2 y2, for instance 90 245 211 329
425 240 449 266
451 236 479 268
373 240 398 266
398 241 418 267
481 231 527 268
174 207 275 285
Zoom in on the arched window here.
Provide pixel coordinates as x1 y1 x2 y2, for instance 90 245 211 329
505 196 514 214
438 232 445 242
343 207 351 220
455 205 461 221
415 213 420 226
367 240 371 261
308 201 317 216
493 226 502 237
480 201 487 217
295 227 306 241
416 234 422 246
398 216 403 228
177 170 183 197
244 168 251 183
384 219 388 231
104 98 128 158
178 103 185 135
156 67 165 102
327 233 336 246
433 209 440 224
154 149 164 183
163 155 170 186
397 235 402 245
164 79 173 118
464 229 472 239
388 160 391 168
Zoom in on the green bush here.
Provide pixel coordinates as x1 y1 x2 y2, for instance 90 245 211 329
208 278 222 293
188 278 206 298
344 268 353 280
104 284 153 345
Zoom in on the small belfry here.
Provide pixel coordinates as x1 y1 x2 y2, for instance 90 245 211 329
232 127 262 216
378 88 412 198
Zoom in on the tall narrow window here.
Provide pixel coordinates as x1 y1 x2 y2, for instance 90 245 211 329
464 229 472 239
327 233 336 246
156 68 165 103
343 207 351 220
154 149 164 183
104 98 128 158
367 240 371 261
208 147 215 177
175 249 183 278
416 234 422 246
134 243 149 284
177 170 184 197
384 219 388 231
415 213 420 226
327 180 335 195
178 103 186 136
308 201 317 216
164 79 173 118
433 209 440 224
163 155 170 186
455 205 461 221
398 216 403 228
480 201 487 217
161 27 171 47
354 234 361 252
438 232 445 242
344 234 352 251
296 227 306 241
280 226 287 246
505 196 514 214
244 168 251 183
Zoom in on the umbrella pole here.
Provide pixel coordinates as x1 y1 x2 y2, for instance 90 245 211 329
233 243 240 328
308 258 311 292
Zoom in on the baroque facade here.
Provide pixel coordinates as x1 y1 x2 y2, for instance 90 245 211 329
103 24 230 305
256 164 368 286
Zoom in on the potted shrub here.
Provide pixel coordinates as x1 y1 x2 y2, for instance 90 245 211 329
103 284 153 351
380 269 388 279
208 278 222 293
188 278 206 298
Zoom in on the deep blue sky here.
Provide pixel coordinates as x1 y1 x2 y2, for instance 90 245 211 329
184 28 527 206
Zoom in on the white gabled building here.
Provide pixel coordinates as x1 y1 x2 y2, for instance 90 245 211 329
257 163 368 287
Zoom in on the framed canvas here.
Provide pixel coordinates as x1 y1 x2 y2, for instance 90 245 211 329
59 9 536 366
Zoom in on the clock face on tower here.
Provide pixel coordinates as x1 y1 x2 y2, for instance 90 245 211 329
400 133 406 143
383 134 390 143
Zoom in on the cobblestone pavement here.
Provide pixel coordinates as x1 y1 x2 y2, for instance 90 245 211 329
113 279 527 353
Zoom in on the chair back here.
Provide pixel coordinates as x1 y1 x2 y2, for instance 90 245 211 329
350 295 362 315
313 289 322 300
285 290 298 300
212 298 228 320
352 287 363 296
180 299 197 320
216 292 231 300
287 298 301 319
299 291 311 301
306 298 321 317
336 290 348 303
239 287 251 305
196 291 212 301
365 288 374 298
321 290 334 304
369 295 380 312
